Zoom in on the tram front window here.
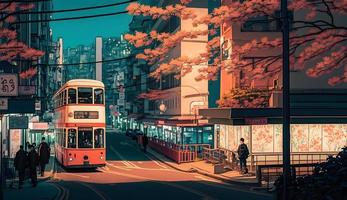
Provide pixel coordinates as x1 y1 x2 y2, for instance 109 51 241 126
67 129 76 148
78 88 92 104
78 128 93 148
94 129 104 148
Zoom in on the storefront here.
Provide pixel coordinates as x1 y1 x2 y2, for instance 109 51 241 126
141 118 214 147
200 107 347 165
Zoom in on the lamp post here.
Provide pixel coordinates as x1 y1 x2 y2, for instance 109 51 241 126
281 0 291 199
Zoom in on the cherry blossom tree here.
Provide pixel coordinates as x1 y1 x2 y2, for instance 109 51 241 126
0 2 44 79
125 0 347 106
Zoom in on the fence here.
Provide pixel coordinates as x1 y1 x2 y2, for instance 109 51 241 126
148 137 210 164
202 148 239 170
250 152 337 171
256 163 318 190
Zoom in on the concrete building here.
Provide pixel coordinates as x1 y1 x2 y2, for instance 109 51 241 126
126 1 214 147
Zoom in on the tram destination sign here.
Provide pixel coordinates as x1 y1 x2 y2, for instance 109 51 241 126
74 111 99 119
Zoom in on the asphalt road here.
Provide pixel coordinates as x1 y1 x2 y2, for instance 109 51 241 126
52 130 274 200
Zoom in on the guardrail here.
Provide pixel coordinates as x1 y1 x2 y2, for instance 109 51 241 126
257 163 318 190
148 137 210 164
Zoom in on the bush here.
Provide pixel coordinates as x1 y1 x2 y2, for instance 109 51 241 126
275 147 347 200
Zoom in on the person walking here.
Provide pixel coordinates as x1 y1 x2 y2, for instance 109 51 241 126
38 137 50 177
237 138 249 174
28 145 39 187
143 134 149 153
14 145 28 188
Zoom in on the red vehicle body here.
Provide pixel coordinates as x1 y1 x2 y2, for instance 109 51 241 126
54 79 106 168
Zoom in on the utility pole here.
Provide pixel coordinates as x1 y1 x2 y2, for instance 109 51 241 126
281 0 291 199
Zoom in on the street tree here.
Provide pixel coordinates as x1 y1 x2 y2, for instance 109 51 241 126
125 0 347 106
0 2 44 79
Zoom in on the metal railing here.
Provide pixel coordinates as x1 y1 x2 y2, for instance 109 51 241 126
250 152 337 171
148 137 210 163
257 163 317 190
202 148 239 170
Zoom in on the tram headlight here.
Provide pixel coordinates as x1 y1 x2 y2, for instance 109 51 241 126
69 157 73 161
100 156 103 160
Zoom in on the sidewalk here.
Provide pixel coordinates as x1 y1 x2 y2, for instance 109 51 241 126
147 147 259 187
4 181 59 200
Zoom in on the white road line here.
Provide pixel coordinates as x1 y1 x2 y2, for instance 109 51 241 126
142 152 169 169
109 146 140 169
65 173 90 179
99 168 216 200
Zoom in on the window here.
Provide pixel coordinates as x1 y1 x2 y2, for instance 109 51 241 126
63 90 67 105
78 128 93 148
68 88 77 104
67 129 76 148
78 88 93 104
62 129 66 147
94 129 104 148
94 89 104 104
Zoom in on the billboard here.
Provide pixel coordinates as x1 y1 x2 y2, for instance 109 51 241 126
9 116 29 129
0 74 18 96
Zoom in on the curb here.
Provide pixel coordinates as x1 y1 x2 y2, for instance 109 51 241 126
147 148 259 187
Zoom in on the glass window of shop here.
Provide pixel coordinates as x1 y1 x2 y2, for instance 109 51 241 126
182 126 214 146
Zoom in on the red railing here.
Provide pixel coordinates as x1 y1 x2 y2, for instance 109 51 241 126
147 137 210 164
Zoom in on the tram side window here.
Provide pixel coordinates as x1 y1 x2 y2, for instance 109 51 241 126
68 129 76 148
68 88 77 104
62 129 66 147
78 88 92 104
63 90 67 105
94 129 104 148
78 128 93 148
94 89 104 104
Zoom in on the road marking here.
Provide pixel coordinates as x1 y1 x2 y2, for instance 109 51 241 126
109 146 140 169
65 173 90 179
79 182 108 200
99 168 216 200
105 162 131 171
142 152 169 169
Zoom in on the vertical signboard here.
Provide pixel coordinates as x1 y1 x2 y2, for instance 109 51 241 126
0 74 18 96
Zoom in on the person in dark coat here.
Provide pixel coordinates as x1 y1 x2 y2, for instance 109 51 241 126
14 145 28 188
28 145 39 187
237 138 249 174
143 134 149 153
38 137 50 177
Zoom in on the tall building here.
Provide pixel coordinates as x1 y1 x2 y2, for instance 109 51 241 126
102 36 131 126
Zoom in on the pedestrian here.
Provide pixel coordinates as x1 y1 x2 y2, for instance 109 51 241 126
143 134 149 153
237 138 249 174
14 145 28 188
28 144 39 187
38 137 50 177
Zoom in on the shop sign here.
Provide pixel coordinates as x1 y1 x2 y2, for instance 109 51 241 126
35 101 41 111
125 102 131 109
18 86 36 96
117 99 125 106
0 98 8 110
245 118 267 125
0 74 18 96
29 122 49 130
9 116 29 129
198 119 208 124
119 92 125 100
157 120 165 125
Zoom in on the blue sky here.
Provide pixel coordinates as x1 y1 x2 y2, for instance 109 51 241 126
51 0 132 48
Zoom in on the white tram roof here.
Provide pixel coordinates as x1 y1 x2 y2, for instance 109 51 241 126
64 79 105 87
54 79 104 97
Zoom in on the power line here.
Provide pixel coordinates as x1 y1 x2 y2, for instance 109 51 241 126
43 56 132 66
12 10 129 24
0 0 50 2
17 0 137 14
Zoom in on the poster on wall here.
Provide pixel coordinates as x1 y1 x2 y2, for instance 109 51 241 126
10 129 22 158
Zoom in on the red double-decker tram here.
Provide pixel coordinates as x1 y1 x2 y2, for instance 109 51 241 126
54 79 106 168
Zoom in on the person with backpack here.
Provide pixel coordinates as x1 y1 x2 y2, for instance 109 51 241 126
237 138 249 174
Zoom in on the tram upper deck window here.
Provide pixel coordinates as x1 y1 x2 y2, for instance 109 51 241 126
78 128 93 148
78 88 92 104
94 89 104 104
67 129 76 148
68 88 77 104
94 129 104 148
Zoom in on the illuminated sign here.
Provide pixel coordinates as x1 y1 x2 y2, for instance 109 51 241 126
74 111 99 119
